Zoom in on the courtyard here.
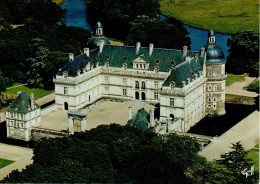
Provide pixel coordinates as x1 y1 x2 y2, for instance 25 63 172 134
38 100 154 132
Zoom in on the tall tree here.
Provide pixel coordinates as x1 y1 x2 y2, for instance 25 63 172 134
87 0 160 39
26 38 49 88
226 31 259 77
125 16 191 49
216 142 258 184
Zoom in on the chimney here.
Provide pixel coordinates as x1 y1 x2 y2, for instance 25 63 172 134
136 42 141 54
183 46 188 57
30 93 34 110
69 53 74 61
99 40 104 53
128 106 132 120
149 43 154 56
200 47 205 57
84 48 90 57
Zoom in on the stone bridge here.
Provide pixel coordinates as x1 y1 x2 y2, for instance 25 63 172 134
169 131 214 150
31 127 68 141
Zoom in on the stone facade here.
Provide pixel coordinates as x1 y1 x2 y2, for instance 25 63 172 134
6 93 41 141
54 24 226 133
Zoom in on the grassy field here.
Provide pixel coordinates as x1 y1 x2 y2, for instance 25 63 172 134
160 0 259 34
4 83 53 100
0 158 14 169
225 93 254 100
226 74 246 86
247 144 259 173
52 0 65 5
246 79 259 93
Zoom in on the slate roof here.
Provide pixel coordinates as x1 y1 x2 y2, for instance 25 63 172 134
206 45 226 64
162 58 203 87
57 45 201 78
7 92 39 114
127 108 150 131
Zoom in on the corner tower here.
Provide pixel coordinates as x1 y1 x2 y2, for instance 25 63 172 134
205 30 226 116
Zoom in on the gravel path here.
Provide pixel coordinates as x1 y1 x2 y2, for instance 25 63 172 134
226 76 258 97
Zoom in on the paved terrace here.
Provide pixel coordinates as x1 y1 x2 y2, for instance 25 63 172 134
38 100 154 132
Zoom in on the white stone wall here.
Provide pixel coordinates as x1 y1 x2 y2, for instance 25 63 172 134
6 108 41 141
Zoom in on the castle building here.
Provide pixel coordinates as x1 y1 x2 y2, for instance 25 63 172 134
53 22 226 133
6 92 41 141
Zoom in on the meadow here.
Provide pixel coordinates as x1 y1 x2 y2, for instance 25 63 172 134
160 0 259 34
0 158 14 169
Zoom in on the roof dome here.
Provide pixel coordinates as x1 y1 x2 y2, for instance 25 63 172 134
88 21 110 49
206 45 225 63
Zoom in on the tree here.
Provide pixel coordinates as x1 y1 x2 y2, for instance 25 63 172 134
87 0 161 39
125 16 191 49
26 38 49 88
226 31 259 77
2 124 205 183
216 142 258 184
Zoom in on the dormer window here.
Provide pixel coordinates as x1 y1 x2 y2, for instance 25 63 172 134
133 56 149 70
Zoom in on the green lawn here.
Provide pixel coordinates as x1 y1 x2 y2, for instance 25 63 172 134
0 158 14 169
160 0 259 34
247 144 259 173
4 83 53 100
52 0 65 4
246 79 259 93
226 74 246 86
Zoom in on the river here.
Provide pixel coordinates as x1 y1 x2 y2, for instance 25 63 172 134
61 0 230 57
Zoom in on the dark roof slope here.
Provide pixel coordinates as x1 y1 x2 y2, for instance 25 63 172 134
7 92 39 114
163 58 203 87
57 45 200 77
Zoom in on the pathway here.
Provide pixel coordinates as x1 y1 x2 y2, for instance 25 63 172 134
226 76 258 97
0 143 33 180
200 110 260 161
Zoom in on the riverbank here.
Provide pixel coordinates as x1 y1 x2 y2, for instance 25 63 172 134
160 0 258 34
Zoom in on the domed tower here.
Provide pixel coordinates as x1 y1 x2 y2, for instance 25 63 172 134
205 30 226 116
88 21 110 49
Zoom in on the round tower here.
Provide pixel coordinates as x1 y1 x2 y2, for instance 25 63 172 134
205 30 226 116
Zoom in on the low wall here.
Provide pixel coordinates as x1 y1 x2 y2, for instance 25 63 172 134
41 104 57 116
35 92 55 106
225 95 256 105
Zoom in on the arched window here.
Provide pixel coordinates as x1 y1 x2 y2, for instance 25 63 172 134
141 81 146 89
64 102 68 110
169 114 175 121
141 92 146 100
135 81 139 89
135 91 139 100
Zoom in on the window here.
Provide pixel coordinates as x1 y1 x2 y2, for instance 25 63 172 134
105 76 109 84
64 87 68 94
135 81 139 89
123 89 127 96
154 81 158 89
213 97 216 102
170 98 174 107
141 81 146 89
170 82 175 89
154 92 159 100
136 64 139 68
208 97 211 102
208 85 212 91
123 78 127 85
213 85 218 91
105 86 109 93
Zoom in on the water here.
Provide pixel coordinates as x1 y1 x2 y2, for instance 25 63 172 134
61 0 91 30
184 25 230 58
61 0 230 57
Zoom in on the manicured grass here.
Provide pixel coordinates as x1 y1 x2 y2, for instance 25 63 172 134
226 74 246 86
0 158 14 169
225 93 254 100
247 144 259 173
246 79 259 93
160 0 259 34
4 83 53 100
52 0 65 5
